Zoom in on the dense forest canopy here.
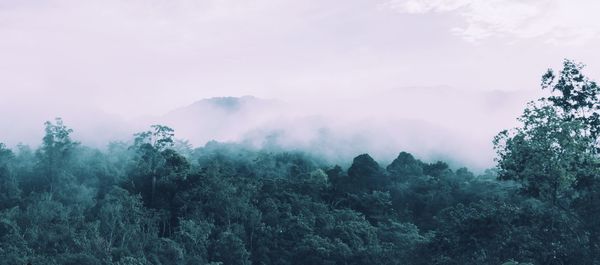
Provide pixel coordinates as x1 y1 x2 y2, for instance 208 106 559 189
0 59 599 264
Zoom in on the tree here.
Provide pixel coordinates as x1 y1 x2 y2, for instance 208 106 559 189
174 219 213 264
96 187 150 256
493 59 600 263
35 118 79 192
386 152 424 180
539 60 600 261
126 125 189 210
211 230 251 265
494 60 599 204
133 125 175 152
424 200 588 265
0 143 20 209
494 102 593 203
346 154 388 192
542 59 600 143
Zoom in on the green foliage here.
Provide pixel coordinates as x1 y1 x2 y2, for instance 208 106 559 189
494 102 593 201
490 59 600 264
33 118 79 193
346 154 388 192
126 125 190 212
0 143 20 209
133 125 175 151
542 59 600 142
424 199 588 264
211 230 251 265
387 152 424 180
494 60 599 205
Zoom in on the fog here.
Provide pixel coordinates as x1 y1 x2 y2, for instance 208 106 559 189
1 0 598 171
0 87 541 171
163 86 542 170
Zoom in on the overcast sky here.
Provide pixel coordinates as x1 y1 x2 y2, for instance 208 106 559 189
1 0 599 168
1 0 598 117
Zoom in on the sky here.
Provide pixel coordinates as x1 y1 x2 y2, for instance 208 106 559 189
1 0 599 169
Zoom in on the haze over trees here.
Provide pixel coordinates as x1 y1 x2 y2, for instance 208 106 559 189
0 59 599 264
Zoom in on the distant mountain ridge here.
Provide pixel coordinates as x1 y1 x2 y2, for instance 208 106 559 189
159 96 283 146
167 95 275 115
154 89 538 171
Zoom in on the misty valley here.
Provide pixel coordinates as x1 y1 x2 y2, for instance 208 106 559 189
0 60 598 265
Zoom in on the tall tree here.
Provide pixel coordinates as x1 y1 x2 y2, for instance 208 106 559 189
542 59 600 143
494 102 593 203
0 143 20 209
126 124 190 235
35 118 79 192
386 152 424 180
494 60 599 204
346 154 387 192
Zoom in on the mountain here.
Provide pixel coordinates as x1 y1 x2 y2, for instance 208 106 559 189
155 88 538 170
159 96 283 145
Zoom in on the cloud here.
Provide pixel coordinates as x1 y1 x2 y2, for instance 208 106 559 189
387 0 600 45
0 0 406 118
386 0 470 13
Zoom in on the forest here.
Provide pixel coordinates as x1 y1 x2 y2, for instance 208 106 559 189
0 59 599 265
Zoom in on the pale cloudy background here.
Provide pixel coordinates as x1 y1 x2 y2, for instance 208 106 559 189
0 0 598 169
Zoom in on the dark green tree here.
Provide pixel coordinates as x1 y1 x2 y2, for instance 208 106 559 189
126 125 190 211
34 118 79 193
386 152 424 180
542 59 600 143
211 230 251 265
494 102 593 202
494 60 599 204
346 154 388 192
0 144 20 209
